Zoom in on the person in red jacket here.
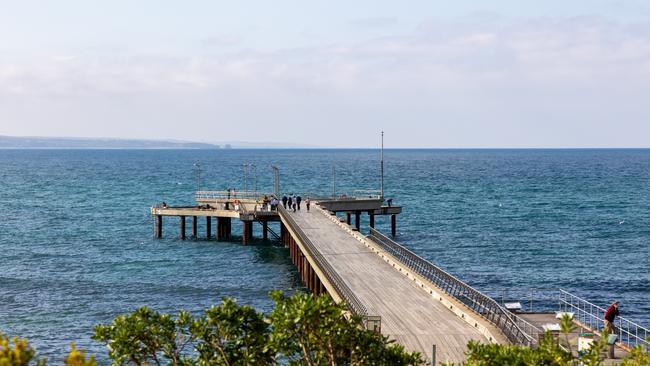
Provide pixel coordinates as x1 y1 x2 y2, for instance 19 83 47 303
604 301 620 334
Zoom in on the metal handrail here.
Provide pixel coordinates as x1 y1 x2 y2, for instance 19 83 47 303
278 205 369 318
483 288 560 312
559 289 650 349
195 190 274 201
368 227 534 346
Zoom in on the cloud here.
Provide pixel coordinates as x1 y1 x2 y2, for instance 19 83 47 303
201 35 242 47
2 16 650 146
349 17 398 29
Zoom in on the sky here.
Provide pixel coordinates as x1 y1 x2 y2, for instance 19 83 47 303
1 0 650 148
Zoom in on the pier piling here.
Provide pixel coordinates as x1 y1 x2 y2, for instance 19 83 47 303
180 216 186 240
346 212 351 225
192 216 197 237
206 216 212 239
156 215 162 238
369 212 375 228
355 211 361 230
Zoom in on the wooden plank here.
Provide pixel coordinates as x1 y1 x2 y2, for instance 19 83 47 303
286 209 490 364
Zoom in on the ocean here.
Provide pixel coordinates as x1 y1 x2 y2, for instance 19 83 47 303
0 149 648 362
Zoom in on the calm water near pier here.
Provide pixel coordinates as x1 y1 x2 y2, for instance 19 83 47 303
1 149 649 361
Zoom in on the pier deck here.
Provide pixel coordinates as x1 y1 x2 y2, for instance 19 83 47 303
283 205 496 363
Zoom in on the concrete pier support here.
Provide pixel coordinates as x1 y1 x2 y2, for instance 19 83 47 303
346 212 351 225
155 215 162 238
242 221 253 245
206 216 212 239
391 214 396 237
180 216 186 240
221 217 232 240
192 216 197 237
217 217 231 241
281 223 288 246
355 211 361 230
369 212 375 228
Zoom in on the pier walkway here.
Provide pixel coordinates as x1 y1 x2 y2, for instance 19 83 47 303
279 204 504 363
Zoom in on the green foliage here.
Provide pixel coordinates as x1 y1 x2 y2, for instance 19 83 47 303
0 333 45 366
8 293 649 366
192 297 273 365
91 292 423 365
64 343 97 366
445 332 572 366
268 290 423 366
92 307 195 366
620 343 650 366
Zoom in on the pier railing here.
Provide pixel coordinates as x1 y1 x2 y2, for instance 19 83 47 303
559 289 650 350
278 205 370 320
195 190 273 201
484 288 560 312
368 228 534 346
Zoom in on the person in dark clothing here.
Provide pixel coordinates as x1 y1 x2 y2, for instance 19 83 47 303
296 195 302 210
604 301 620 334
292 201 297 212
287 195 293 210
306 197 311 212
282 195 288 209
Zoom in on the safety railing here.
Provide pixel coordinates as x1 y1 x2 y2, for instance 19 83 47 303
559 289 650 350
278 205 369 319
195 190 273 201
352 189 382 199
368 228 534 346
484 288 560 313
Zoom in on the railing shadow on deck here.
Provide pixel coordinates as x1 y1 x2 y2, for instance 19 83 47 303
368 227 535 346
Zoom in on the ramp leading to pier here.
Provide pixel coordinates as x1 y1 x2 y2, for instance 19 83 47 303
279 204 503 364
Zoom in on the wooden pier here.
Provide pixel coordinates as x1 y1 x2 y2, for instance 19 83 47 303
150 181 649 364
150 191 546 364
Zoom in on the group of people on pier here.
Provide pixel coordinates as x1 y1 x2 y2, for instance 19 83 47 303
260 194 311 213
280 194 310 212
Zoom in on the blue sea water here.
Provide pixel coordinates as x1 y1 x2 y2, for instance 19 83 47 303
0 149 649 362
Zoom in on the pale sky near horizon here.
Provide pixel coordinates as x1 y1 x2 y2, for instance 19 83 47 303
1 1 650 147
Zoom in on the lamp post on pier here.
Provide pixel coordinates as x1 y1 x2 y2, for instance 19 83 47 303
252 163 257 196
194 162 202 193
332 165 336 199
243 163 249 194
271 166 280 197
380 131 384 200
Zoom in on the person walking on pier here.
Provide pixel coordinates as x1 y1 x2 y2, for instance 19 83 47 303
296 195 302 210
288 195 293 211
270 197 279 211
306 197 311 212
604 301 620 334
282 195 288 209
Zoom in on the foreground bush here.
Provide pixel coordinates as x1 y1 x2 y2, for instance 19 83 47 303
92 291 424 365
3 293 649 365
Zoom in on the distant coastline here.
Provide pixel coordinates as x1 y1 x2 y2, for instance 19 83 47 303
0 135 223 149
0 135 320 149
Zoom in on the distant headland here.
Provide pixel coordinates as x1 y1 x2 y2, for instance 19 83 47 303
0 135 220 149
0 135 316 149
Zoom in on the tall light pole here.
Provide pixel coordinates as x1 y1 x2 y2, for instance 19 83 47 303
332 164 336 199
252 163 257 196
243 163 248 193
271 166 280 197
380 131 384 199
194 162 201 192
